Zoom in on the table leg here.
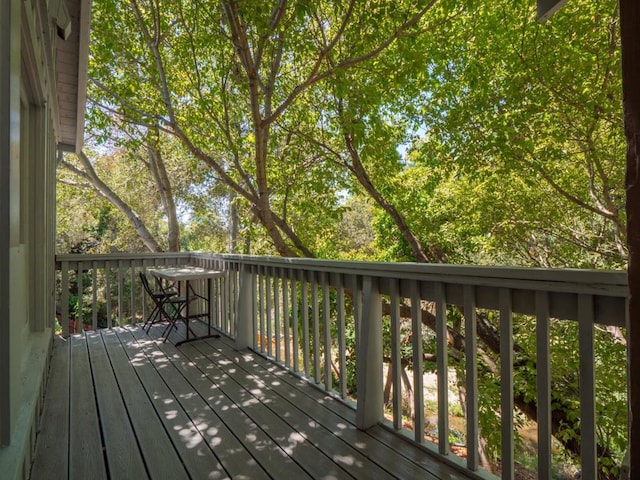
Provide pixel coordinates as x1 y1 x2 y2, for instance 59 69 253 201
185 279 190 342
175 275 220 347
207 277 212 337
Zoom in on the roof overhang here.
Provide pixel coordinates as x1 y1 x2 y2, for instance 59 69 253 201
54 0 92 154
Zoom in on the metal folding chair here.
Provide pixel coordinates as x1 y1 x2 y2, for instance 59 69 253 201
139 272 180 332
140 271 197 342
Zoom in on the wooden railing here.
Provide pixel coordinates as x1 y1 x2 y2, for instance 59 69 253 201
55 253 629 479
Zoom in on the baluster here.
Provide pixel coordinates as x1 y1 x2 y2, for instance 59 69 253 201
105 261 112 328
578 294 597 479
322 272 331 392
390 279 402 429
283 270 290 368
129 261 135 325
61 261 70 336
77 263 83 333
500 288 514 480
435 282 449 454
217 268 223 333
117 260 124 327
302 273 310 377
337 275 347 399
536 291 552 478
139 265 146 328
258 267 265 353
274 271 280 362
312 274 320 384
91 262 98 330
266 268 273 357
291 270 300 373
232 265 238 336
411 280 424 443
251 265 258 348
464 285 478 471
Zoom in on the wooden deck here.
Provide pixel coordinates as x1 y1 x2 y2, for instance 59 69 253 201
30 323 472 480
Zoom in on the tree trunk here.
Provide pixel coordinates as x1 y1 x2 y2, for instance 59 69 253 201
69 152 163 252
146 133 180 252
339 117 446 264
620 0 640 476
229 193 239 253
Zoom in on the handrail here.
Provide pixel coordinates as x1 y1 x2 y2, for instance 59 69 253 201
54 252 629 479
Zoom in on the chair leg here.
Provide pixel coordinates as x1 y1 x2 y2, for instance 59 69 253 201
143 305 161 331
160 302 186 342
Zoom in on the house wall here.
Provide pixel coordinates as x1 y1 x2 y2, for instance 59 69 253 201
0 0 61 478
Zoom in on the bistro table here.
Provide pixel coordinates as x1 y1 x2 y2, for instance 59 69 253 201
147 265 225 345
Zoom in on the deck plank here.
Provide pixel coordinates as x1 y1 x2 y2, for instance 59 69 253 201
187 340 393 480
30 337 70 480
86 330 149 479
207 335 468 480
142 325 310 480
115 327 231 480
69 334 108 480
100 329 189 480
180 341 355 479
33 325 477 480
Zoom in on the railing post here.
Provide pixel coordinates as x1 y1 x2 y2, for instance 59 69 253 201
235 264 255 350
356 276 383 430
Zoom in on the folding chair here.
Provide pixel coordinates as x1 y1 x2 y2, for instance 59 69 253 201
139 272 180 332
140 271 196 342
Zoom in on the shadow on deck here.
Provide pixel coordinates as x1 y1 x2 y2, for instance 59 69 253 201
30 323 473 479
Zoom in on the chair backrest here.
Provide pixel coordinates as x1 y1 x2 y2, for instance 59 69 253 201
139 271 154 297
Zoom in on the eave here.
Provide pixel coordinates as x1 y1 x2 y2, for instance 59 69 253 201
55 0 92 154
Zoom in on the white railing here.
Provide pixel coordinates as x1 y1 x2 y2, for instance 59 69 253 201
55 253 629 479
55 253 238 338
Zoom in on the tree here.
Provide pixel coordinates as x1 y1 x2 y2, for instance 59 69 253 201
88 0 441 257
70 0 629 476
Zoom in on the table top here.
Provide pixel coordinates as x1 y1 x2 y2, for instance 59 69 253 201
147 265 225 281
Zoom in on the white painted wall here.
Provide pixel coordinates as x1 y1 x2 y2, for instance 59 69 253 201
0 0 61 477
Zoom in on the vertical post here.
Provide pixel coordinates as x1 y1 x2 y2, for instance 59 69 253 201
620 1 640 476
355 276 383 430
235 264 255 350
0 0 16 445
